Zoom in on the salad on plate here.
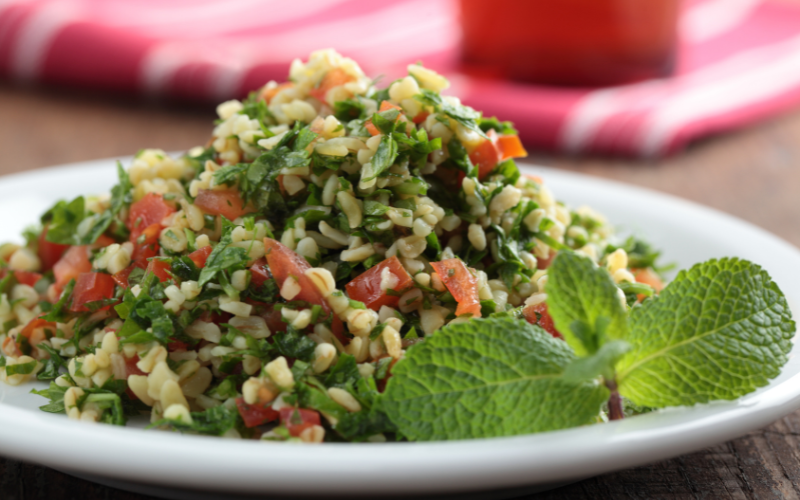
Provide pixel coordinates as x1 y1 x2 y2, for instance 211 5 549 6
0 50 793 444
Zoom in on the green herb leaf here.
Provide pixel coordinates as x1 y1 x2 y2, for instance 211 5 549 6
546 251 627 356
273 327 318 362
617 258 795 407
414 89 485 138
152 404 241 436
381 316 607 440
364 135 398 181
43 162 132 245
6 360 36 376
42 279 75 323
42 196 86 245
197 219 249 287
561 340 631 384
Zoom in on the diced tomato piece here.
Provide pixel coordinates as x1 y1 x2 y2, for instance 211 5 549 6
132 223 160 247
146 259 172 282
53 246 92 289
132 224 160 268
379 101 403 113
632 268 665 301
70 272 116 312
1 336 18 357
112 266 134 288
497 134 527 161
526 174 544 184
199 309 232 325
91 235 116 250
375 356 399 393
4 317 57 356
13 270 42 287
309 68 354 103
365 120 380 137
249 258 271 288
124 354 146 377
522 303 562 339
537 252 556 270
236 397 280 428
194 189 253 220
279 408 321 437
365 101 404 136
330 315 348 346
128 193 175 241
263 238 349 343
469 129 503 180
263 238 325 308
345 256 413 311
188 246 213 269
413 110 430 124
38 226 69 272
21 317 56 342
168 340 189 352
431 259 481 318
632 268 664 292
258 82 293 104
260 305 288 334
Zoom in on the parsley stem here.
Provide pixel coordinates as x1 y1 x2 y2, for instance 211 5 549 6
605 378 624 421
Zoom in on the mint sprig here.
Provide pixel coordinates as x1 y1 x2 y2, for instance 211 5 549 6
381 252 794 441
381 317 608 441
616 257 795 407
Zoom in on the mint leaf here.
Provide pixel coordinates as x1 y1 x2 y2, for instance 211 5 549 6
381 317 607 440
617 258 795 407
546 251 627 356
562 340 631 384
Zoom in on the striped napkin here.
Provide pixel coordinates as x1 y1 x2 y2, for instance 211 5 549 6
1 0 799 157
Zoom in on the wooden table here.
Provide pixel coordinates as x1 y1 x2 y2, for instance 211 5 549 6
2 82 800 499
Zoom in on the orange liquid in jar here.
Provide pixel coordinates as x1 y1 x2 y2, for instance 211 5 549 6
460 0 681 86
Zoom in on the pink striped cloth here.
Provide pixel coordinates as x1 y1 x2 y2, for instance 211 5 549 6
1 0 799 156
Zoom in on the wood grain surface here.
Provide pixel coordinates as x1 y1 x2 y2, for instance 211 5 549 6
1 81 800 500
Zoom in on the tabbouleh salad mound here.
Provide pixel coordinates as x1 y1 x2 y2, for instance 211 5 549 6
0 49 791 443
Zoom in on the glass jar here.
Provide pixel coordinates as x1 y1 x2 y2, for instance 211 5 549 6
460 0 681 86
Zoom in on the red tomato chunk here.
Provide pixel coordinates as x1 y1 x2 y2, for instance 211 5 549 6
308 68 354 103
345 256 413 311
279 408 321 437
249 258 271 288
128 193 175 241
236 397 279 428
194 189 253 220
263 238 325 308
188 246 213 268
38 226 69 272
13 270 42 287
469 129 528 180
431 259 482 318
262 238 351 344
53 246 92 290
146 259 172 283
522 303 562 339
70 272 116 312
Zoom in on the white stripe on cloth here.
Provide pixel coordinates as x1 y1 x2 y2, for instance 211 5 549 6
638 33 800 157
681 0 763 44
9 1 81 81
139 0 458 98
69 0 352 39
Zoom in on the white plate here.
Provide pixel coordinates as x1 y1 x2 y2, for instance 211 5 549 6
0 158 799 499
